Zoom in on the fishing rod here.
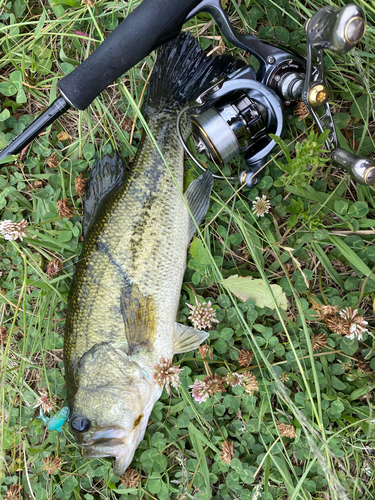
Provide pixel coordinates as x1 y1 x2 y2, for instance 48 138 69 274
0 0 372 187
0 0 201 159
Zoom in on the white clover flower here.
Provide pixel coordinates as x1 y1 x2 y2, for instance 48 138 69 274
0 219 28 241
187 298 219 330
339 307 368 341
252 195 271 217
226 372 243 387
190 379 209 404
153 357 182 395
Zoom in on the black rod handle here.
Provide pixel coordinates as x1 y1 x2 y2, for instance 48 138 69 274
0 98 70 160
59 0 203 110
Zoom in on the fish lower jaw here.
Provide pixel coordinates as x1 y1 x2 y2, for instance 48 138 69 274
80 435 138 475
81 449 112 459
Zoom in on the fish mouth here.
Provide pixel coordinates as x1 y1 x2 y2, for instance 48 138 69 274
78 427 128 458
78 427 136 475
81 437 125 449
80 426 127 445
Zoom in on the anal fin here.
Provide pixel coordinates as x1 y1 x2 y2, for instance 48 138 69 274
185 170 213 241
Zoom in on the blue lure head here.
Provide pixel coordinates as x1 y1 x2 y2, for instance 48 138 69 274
37 406 70 433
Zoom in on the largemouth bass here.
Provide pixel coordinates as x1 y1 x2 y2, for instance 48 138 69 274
64 34 237 476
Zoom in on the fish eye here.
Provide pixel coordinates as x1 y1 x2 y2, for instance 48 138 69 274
71 416 90 433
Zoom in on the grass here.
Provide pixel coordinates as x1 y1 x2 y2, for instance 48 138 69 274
1 0 375 499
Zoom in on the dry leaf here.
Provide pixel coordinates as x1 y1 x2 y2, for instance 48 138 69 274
46 152 59 168
221 441 234 464
56 131 72 141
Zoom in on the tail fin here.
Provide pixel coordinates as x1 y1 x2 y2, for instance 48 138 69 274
146 33 241 108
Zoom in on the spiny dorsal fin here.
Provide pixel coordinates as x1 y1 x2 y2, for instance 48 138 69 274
147 33 242 109
185 169 214 241
120 285 157 356
83 152 127 236
173 323 209 354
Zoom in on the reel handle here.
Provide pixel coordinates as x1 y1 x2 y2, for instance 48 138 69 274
302 5 366 152
305 4 365 55
331 149 375 186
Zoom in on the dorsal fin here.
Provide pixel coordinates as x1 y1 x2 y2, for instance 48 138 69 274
83 152 127 236
146 33 243 108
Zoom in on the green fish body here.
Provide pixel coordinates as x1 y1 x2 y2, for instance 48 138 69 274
64 34 237 475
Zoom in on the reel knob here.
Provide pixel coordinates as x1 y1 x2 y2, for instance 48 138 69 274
331 148 375 186
305 4 365 54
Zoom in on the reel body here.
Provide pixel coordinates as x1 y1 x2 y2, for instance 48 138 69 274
189 69 283 186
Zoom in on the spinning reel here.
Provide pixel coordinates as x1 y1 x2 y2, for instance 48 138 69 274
178 2 373 188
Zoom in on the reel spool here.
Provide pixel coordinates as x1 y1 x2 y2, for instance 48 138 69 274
177 72 284 188
191 90 268 165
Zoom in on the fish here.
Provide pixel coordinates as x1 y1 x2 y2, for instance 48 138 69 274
63 33 238 476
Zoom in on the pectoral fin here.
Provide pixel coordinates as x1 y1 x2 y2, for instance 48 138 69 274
120 285 157 356
185 170 213 241
83 152 128 236
173 323 209 354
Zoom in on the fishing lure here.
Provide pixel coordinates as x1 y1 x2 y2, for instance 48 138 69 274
37 406 70 432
